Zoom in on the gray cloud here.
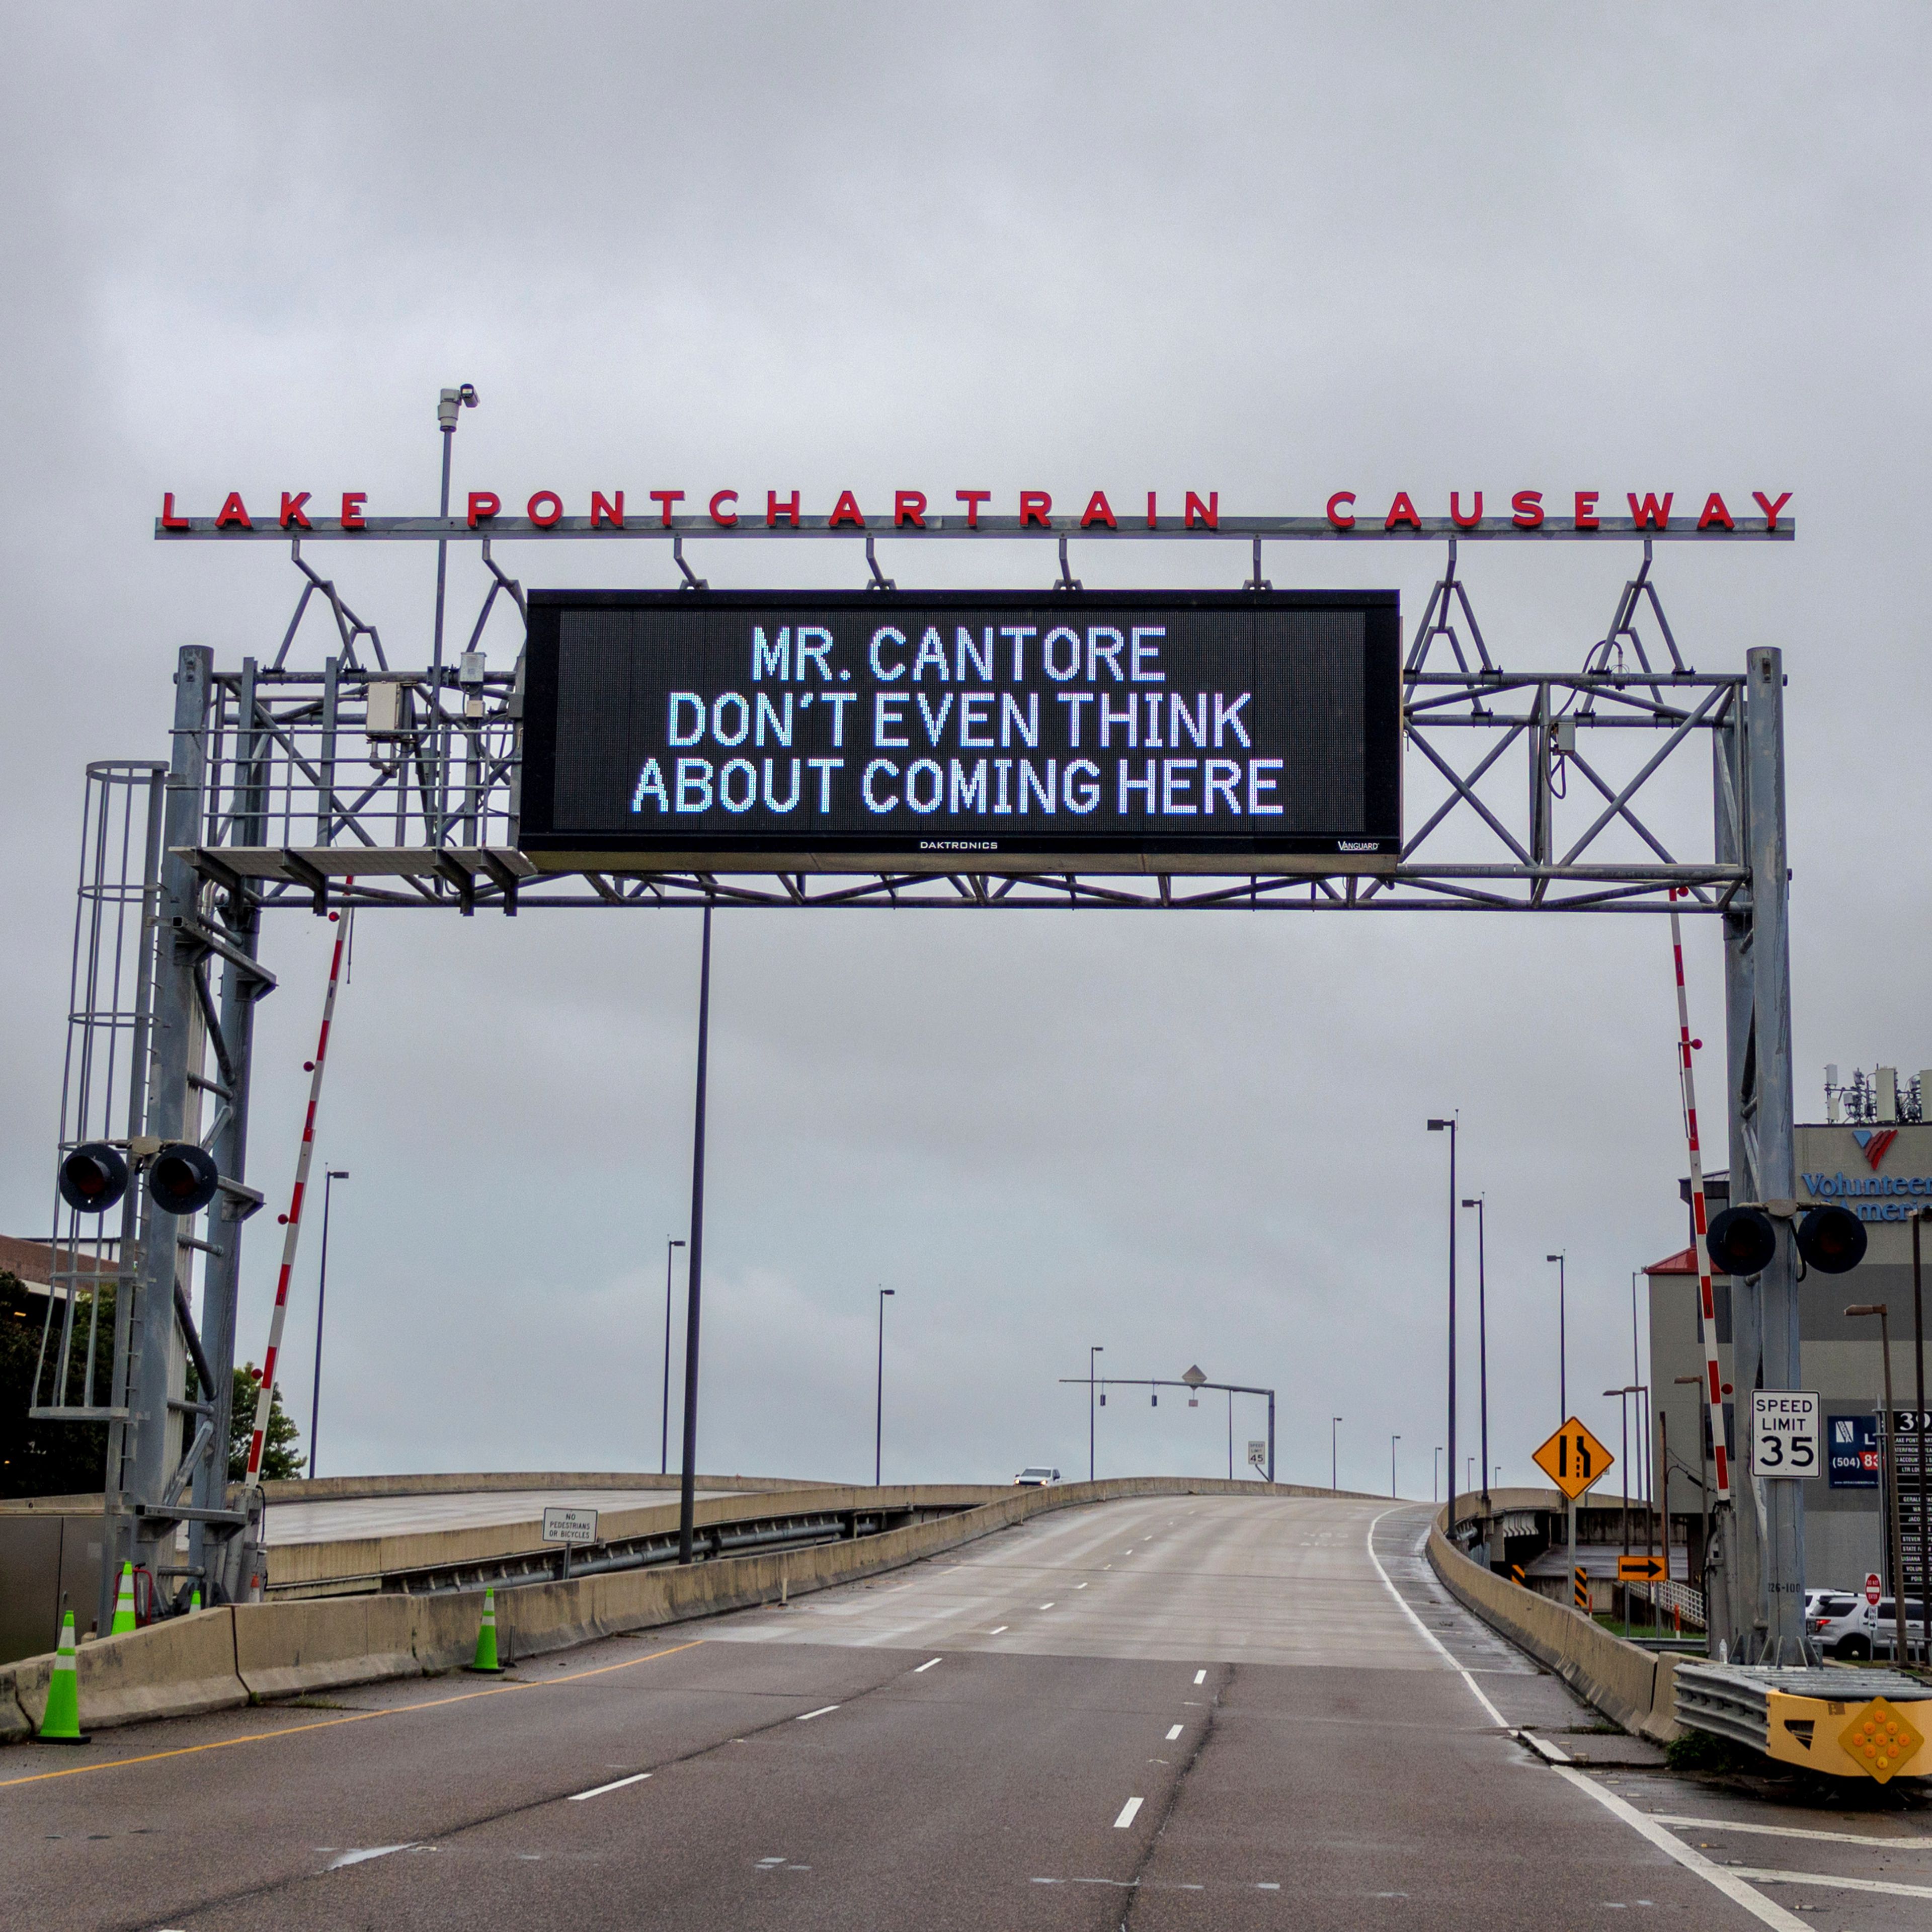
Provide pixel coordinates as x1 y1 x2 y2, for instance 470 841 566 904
3 7 1927 1498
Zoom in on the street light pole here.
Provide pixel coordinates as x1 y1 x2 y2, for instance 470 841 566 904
1332 1415 1342 1492
1391 1433 1401 1498
1428 1117 1458 1529
1546 1253 1567 1426
306 1168 349 1481
677 905 714 1567
1463 1196 1490 1518
1089 1345 1103 1484
660 1238 685 1475
1848 1304 1909 1666
875 1288 896 1486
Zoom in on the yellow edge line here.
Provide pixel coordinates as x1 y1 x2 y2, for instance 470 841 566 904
1 1638 705 1790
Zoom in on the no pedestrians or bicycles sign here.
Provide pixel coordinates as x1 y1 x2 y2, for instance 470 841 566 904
1533 1418 1614 1501
542 1505 600 1546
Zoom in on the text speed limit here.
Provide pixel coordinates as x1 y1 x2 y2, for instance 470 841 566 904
1751 1391 1820 1478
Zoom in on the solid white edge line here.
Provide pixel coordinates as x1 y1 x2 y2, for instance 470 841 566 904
1725 1866 1932 1900
1650 1813 1932 1849
1373 1507 1808 1932
1551 1769 1808 1930
1518 1729 1572 1764
795 1705 840 1722
1113 1796 1144 1828
914 1658 942 1672
1363 1506 1507 1726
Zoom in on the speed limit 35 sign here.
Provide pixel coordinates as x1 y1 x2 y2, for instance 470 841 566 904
1751 1391 1820 1478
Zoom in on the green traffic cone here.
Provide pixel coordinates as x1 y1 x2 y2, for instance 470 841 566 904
110 1562 137 1636
38 1612 88 1744
467 1587 504 1673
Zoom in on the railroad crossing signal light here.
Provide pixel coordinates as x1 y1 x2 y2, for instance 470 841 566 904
1533 1417 1614 1501
146 1142 220 1217
1617 1555 1668 1582
1705 1205 1777 1277
57 1143 128 1214
1796 1204 1866 1274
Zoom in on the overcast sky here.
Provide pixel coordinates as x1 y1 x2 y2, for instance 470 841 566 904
4 9 1928 1499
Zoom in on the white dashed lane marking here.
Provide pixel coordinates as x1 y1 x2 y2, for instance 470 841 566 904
913 1658 942 1673
568 1773 651 1801
1113 1797 1144 1828
1193 1669 1206 1685
794 1705 839 1723
1165 1724 1183 1740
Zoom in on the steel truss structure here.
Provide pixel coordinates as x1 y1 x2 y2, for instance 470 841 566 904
35 509 1806 1660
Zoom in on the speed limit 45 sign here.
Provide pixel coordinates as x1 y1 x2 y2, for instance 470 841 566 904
1751 1391 1820 1478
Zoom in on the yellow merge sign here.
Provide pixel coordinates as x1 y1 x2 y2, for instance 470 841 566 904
1533 1417 1614 1500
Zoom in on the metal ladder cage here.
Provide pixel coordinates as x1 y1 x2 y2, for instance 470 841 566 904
32 763 166 1431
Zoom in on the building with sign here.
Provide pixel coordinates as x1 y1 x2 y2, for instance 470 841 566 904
1648 1083 1932 1602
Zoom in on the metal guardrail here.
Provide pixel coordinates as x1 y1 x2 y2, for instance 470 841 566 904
1674 1661 1931 1753
343 1500 975 1599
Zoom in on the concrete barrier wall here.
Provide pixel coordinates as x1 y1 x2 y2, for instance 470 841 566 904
1426 1518 1680 1743
5 1609 247 1733
266 1482 1005 1592
0 1476 1372 1738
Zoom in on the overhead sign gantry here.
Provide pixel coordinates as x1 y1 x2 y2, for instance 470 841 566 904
31 401 1807 1664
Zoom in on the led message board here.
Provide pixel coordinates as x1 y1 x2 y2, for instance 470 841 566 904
519 591 1401 873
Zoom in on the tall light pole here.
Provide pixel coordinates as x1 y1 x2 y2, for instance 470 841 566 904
1088 1345 1103 1483
660 1238 685 1475
874 1288 896 1486
1391 1433 1401 1499
1427 1117 1457 1524
1331 1415 1342 1492
429 383 477 824
1546 1252 1567 1425
1847 1304 1909 1666
1463 1195 1490 1517
677 905 713 1567
306 1169 349 1481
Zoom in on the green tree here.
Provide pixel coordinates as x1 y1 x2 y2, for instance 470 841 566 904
227 1362 302 1481
1 1270 114 1499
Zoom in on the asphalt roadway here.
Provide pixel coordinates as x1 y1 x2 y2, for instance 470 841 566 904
5 1495 1929 1930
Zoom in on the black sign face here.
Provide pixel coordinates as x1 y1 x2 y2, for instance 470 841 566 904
520 591 1401 871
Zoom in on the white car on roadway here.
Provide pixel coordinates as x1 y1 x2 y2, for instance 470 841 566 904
1808 1592 1928 1659
1013 1466 1061 1487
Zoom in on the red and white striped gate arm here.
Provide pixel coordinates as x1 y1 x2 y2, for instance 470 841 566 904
1668 893 1730 1502
243 902 351 1485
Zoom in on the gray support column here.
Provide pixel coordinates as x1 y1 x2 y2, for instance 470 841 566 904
190 663 265 1601
1744 647 1807 1661
109 646 213 1627
1713 705 1753 1656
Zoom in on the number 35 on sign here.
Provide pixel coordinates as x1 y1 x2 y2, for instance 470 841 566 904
1751 1391 1820 1477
